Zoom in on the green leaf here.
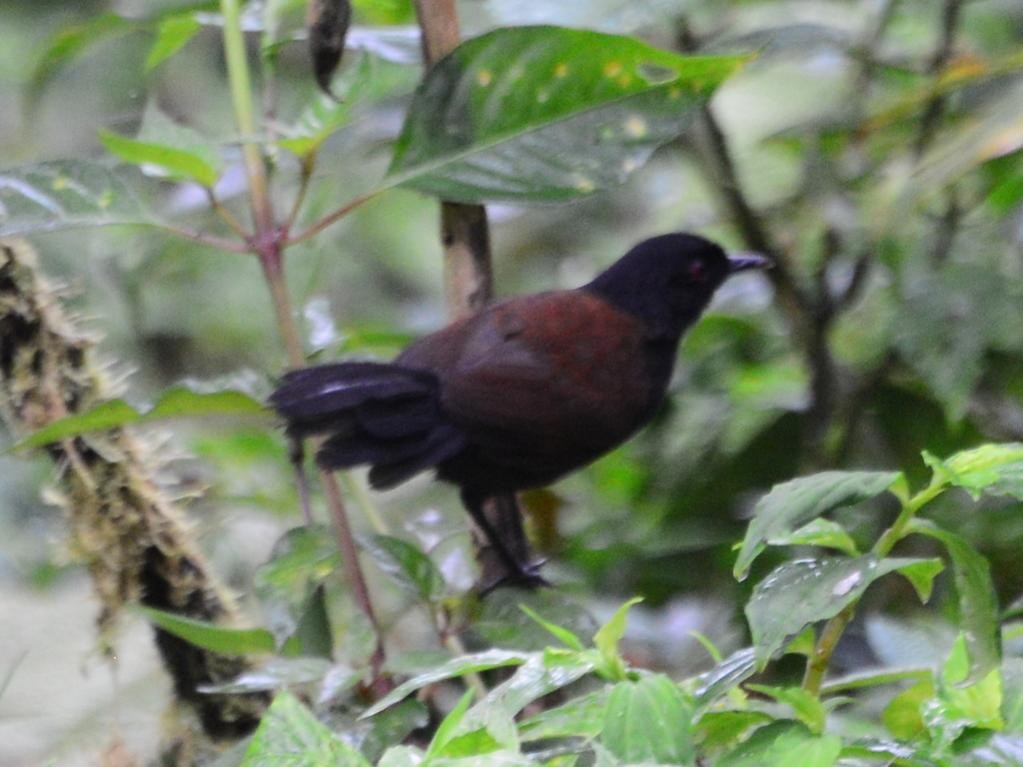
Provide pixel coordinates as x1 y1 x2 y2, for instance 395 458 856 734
460 652 596 742
0 160 160 238
908 520 1001 684
360 534 445 603
377 746 424 767
32 13 136 89
428 689 476 758
745 556 941 667
518 604 585 651
388 26 747 202
255 527 342 653
593 597 642 681
99 129 219 187
361 650 531 718
747 684 826 735
137 606 275 656
360 699 430 764
146 14 202 71
717 721 842 767
896 557 945 603
694 647 757 708
696 711 773 751
601 674 696 765
734 471 900 579
820 666 931 694
279 53 420 157
197 657 335 694
241 690 371 767
518 688 610 742
11 386 266 451
924 443 1023 500
936 634 1003 731
767 517 860 557
882 678 934 740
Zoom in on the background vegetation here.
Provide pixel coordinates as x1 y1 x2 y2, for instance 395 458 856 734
1 0 1022 765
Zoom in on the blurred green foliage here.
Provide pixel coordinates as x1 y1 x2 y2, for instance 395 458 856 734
2 0 1023 764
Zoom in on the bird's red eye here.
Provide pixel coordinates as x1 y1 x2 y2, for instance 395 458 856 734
688 260 706 282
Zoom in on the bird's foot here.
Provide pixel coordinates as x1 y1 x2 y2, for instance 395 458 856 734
477 558 550 595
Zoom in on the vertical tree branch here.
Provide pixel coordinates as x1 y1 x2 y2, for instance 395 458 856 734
411 0 535 587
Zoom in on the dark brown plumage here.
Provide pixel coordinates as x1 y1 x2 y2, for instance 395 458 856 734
271 233 767 583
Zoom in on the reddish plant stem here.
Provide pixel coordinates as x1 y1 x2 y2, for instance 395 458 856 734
218 1 388 679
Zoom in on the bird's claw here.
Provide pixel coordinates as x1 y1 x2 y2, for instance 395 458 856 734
477 559 550 595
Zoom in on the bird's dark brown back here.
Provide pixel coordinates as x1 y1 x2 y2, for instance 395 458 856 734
396 290 666 492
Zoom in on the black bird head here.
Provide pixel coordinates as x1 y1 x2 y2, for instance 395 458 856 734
586 233 768 339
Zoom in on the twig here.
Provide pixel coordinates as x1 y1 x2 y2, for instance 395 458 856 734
914 0 964 158
156 223 251 253
835 251 872 311
221 0 274 234
205 188 253 242
286 189 382 246
929 188 961 266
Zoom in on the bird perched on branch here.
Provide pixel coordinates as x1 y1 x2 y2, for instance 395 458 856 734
271 233 767 585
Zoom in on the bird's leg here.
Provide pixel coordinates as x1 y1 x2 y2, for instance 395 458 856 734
461 489 548 592
288 435 315 527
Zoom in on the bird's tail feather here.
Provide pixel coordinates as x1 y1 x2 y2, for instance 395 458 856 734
270 361 465 489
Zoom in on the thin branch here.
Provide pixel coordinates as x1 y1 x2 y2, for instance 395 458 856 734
914 0 964 158
220 0 274 233
835 251 872 311
322 469 388 684
205 188 253 242
286 189 382 246
284 153 317 235
929 188 961 266
156 223 252 253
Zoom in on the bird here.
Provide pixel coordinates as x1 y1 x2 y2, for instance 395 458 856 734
270 233 768 585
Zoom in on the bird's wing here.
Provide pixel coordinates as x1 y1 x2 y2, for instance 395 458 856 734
438 291 655 451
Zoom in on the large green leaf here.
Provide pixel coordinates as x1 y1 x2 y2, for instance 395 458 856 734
241 691 371 767
734 471 901 579
0 160 159 237
924 443 1023 501
360 534 445 603
745 684 825 734
717 721 841 767
278 53 420 158
908 520 1001 683
459 652 598 745
255 526 341 655
388 26 746 202
137 606 276 656
31 13 137 89
694 647 757 708
100 130 220 187
601 674 696 765
10 385 265 451
745 555 944 667
145 13 202 71
361 649 531 718
518 688 609 742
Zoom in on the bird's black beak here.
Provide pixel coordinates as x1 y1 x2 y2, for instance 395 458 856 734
728 252 771 273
